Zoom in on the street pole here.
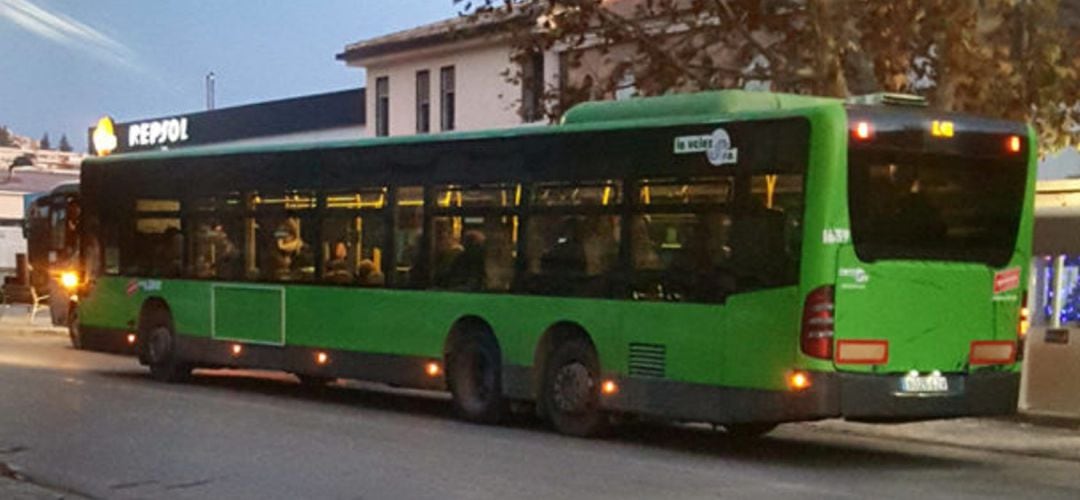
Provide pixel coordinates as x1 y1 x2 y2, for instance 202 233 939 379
206 72 216 111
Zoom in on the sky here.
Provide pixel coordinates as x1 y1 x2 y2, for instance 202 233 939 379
0 0 462 152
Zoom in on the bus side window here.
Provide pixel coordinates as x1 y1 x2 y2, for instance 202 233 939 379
430 184 519 292
322 189 388 287
630 178 734 303
131 198 181 278
729 174 803 290
524 181 621 298
393 186 425 288
249 191 317 283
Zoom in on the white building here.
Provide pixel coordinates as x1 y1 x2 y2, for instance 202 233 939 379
337 14 559 137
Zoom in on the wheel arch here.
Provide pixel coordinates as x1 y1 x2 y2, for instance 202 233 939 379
443 314 501 360
531 321 597 398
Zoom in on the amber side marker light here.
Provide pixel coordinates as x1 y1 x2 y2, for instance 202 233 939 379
126 334 137 345
230 344 243 358
788 371 811 391
315 352 330 365
425 362 442 377
601 380 618 396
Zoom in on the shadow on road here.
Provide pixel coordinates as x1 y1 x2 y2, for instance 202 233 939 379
98 368 979 471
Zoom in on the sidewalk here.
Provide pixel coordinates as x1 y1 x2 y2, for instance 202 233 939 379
804 414 1080 462
0 304 65 333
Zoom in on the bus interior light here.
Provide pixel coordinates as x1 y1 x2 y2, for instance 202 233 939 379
788 371 811 391
854 121 873 140
601 380 618 395
425 362 441 377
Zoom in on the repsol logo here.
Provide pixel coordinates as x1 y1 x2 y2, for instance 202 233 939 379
128 118 190 147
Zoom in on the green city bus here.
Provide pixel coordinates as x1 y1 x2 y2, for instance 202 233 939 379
73 90 1035 437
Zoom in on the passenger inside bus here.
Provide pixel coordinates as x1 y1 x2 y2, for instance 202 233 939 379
324 240 352 284
442 230 486 291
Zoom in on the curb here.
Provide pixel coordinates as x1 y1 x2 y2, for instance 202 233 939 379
802 419 1080 463
1006 411 1080 430
0 463 89 500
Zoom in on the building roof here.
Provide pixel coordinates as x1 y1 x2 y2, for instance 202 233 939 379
337 10 531 63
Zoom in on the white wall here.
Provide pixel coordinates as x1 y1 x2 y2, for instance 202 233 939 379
363 40 558 137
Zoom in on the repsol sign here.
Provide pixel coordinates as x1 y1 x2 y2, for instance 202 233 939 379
127 118 190 147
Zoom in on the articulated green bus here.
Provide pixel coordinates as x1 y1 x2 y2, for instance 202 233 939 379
74 91 1035 437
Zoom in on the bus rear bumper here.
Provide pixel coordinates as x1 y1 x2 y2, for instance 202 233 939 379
835 370 1020 421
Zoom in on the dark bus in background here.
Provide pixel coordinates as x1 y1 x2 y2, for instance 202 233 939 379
24 182 81 330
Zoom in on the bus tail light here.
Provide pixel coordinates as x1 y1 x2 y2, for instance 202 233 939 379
970 341 1016 365
801 285 835 360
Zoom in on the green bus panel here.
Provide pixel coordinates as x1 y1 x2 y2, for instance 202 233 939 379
212 285 284 345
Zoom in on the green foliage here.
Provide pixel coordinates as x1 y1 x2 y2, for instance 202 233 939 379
458 0 1079 154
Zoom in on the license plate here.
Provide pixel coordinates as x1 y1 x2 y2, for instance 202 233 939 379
900 373 949 393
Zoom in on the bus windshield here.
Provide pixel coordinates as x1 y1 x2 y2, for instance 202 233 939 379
848 150 1026 267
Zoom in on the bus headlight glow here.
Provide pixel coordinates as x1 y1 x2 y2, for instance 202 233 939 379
60 271 78 290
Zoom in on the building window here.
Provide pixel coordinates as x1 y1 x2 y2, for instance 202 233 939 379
375 76 390 137
416 70 431 134
521 51 545 122
440 66 455 132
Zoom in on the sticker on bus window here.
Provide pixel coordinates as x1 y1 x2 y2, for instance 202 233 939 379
673 128 738 166
993 267 1021 294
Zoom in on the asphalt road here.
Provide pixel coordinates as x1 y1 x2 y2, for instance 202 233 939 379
2 327 1080 500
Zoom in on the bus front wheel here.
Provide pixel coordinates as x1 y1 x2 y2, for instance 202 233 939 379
142 310 191 383
447 334 505 424
542 338 607 438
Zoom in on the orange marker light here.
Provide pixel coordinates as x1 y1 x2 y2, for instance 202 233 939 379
788 371 811 391
425 362 441 377
231 344 243 357
316 352 330 365
854 121 873 140
1007 135 1022 153
601 380 618 395
126 334 137 345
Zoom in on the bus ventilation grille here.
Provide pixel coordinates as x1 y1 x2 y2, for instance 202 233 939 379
628 343 667 378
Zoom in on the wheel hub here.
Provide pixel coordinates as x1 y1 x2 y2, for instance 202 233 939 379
552 362 594 413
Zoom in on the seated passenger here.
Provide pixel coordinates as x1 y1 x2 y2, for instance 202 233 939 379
444 230 486 291
356 259 385 286
325 241 352 284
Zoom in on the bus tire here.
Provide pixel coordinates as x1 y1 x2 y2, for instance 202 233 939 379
447 334 505 424
542 338 607 438
67 306 83 350
141 309 191 383
724 422 778 439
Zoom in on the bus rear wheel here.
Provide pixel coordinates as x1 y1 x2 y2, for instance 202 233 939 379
542 338 607 438
67 306 82 350
142 311 191 383
447 335 505 424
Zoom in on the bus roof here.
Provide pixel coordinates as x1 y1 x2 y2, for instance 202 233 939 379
84 90 843 166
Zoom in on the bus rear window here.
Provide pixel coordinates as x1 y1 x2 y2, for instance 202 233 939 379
848 151 1025 267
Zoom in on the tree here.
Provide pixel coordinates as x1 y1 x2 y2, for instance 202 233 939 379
58 134 72 152
0 126 13 148
458 0 1079 154
39 132 51 150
